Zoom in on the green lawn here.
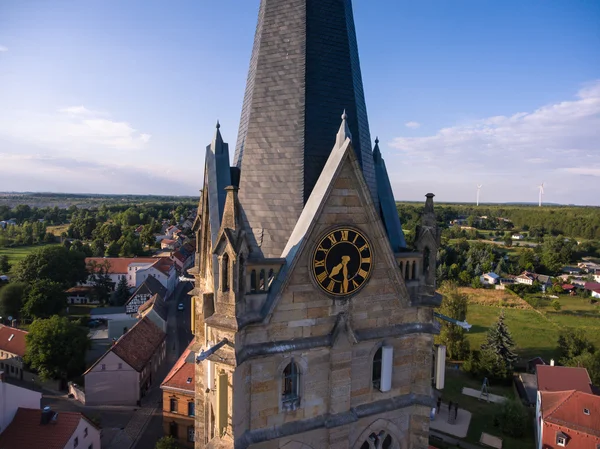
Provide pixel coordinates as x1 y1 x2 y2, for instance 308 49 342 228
0 243 61 266
440 369 535 449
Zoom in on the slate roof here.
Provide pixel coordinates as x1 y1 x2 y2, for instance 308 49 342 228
0 407 96 449
232 0 379 258
161 341 195 393
125 276 167 307
540 390 600 437
537 365 592 394
138 293 168 322
85 317 165 374
0 325 27 357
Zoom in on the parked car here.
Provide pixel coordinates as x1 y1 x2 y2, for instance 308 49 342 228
177 303 184 311
87 319 102 328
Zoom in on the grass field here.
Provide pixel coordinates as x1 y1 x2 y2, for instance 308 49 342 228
462 288 600 363
441 369 535 449
0 243 61 266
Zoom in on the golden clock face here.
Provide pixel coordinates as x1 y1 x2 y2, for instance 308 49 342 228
311 227 373 297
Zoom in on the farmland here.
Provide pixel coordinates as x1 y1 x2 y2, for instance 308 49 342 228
0 243 61 266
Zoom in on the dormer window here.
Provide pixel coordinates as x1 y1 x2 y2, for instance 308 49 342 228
556 431 568 447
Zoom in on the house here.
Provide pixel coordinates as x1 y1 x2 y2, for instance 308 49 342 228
107 317 139 341
516 272 536 285
0 407 100 449
562 266 582 275
65 286 98 305
137 294 168 333
161 239 179 250
161 342 196 448
165 225 180 239
537 390 600 449
585 282 600 299
595 271 600 283
512 234 525 240
562 284 576 293
0 371 41 433
125 276 167 315
85 257 177 296
0 325 29 381
84 316 166 405
536 274 553 289
536 365 594 449
480 272 500 285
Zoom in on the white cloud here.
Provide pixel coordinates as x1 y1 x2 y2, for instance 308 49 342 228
404 121 421 128
0 106 151 150
562 167 600 177
0 45 7 52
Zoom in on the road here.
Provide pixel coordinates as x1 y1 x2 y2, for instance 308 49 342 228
41 281 194 449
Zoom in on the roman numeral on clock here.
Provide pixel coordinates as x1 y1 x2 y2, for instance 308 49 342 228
326 280 336 292
358 268 368 278
314 259 325 268
340 230 349 241
316 271 328 283
327 234 337 245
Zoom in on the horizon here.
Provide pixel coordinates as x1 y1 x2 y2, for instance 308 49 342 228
0 1 599 205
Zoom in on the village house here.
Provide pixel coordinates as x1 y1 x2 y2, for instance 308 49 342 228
161 342 196 448
536 365 595 449
165 225 180 239
0 406 101 449
480 272 500 285
65 286 98 305
137 294 168 333
0 325 29 382
585 282 600 299
161 238 179 250
516 272 536 285
84 256 177 296
83 316 166 406
125 275 167 315
0 371 41 434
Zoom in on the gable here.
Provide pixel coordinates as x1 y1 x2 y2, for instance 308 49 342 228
261 138 412 333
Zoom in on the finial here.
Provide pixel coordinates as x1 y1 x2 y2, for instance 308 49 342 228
341 109 347 120
375 136 379 144
216 120 220 129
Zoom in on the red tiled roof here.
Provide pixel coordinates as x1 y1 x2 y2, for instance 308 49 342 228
109 317 165 372
0 407 94 449
541 390 600 437
173 251 186 263
537 365 592 394
65 286 94 294
585 282 600 292
151 257 174 276
161 341 195 393
0 325 27 357
562 284 575 290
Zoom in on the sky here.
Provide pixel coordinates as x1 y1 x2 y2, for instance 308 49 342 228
0 1 599 205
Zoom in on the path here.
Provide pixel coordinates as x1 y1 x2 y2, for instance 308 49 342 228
462 387 507 404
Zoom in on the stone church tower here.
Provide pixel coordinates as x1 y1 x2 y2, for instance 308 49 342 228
190 1 442 448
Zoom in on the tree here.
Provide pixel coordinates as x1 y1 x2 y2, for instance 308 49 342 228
91 239 105 257
557 329 595 362
24 315 90 381
435 283 470 360
22 279 67 319
551 299 561 311
564 351 600 385
113 276 131 306
0 255 10 273
88 260 113 304
155 436 179 449
105 241 120 257
494 399 528 437
479 310 518 381
0 282 26 319
13 246 87 287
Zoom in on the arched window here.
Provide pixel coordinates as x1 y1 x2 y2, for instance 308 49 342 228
411 260 416 279
360 431 395 449
404 262 410 280
282 360 300 406
250 269 257 293
423 247 430 275
268 269 274 288
238 256 245 294
398 261 403 274
372 347 382 389
221 253 229 292
259 269 266 291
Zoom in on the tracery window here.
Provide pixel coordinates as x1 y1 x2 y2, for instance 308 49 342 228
360 431 395 449
282 359 300 407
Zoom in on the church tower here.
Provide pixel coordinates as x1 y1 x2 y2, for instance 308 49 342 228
190 1 442 448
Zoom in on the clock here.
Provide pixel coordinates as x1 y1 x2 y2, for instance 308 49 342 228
311 227 373 297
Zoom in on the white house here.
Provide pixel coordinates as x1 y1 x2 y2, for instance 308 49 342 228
480 272 500 285
511 234 525 240
0 371 41 433
0 406 100 449
516 272 535 285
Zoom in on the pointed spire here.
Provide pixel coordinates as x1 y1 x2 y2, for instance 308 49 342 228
423 193 436 227
221 186 242 231
336 109 352 149
213 120 225 154
373 136 381 163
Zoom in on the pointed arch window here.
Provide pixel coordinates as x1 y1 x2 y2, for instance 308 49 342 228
238 256 245 294
372 347 382 389
221 253 229 292
423 247 430 275
282 359 300 407
259 269 266 291
250 269 257 293
360 431 395 449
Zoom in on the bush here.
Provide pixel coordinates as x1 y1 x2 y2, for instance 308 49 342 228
551 299 561 311
461 350 480 376
524 296 540 308
494 399 528 437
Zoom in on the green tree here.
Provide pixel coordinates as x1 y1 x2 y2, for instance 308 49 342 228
0 255 10 273
13 246 87 287
435 283 470 360
22 279 67 319
91 239 105 257
557 329 595 362
479 310 518 381
494 399 528 437
105 241 120 257
551 299 561 311
113 276 131 306
564 351 600 385
0 282 26 319
155 436 179 449
458 270 471 286
24 315 90 381
88 260 113 304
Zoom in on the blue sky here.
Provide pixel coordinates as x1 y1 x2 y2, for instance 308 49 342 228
0 1 599 205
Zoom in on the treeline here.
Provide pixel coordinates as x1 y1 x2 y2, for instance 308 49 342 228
0 221 55 247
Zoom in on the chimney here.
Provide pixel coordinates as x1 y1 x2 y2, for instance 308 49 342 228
550 359 555 366
40 406 54 425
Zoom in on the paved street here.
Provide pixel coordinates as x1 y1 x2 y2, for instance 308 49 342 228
41 281 194 449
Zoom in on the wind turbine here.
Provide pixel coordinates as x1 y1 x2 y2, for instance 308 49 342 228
538 182 544 207
476 184 482 206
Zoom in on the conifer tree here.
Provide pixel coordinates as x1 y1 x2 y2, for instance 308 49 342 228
113 276 131 306
479 310 518 380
